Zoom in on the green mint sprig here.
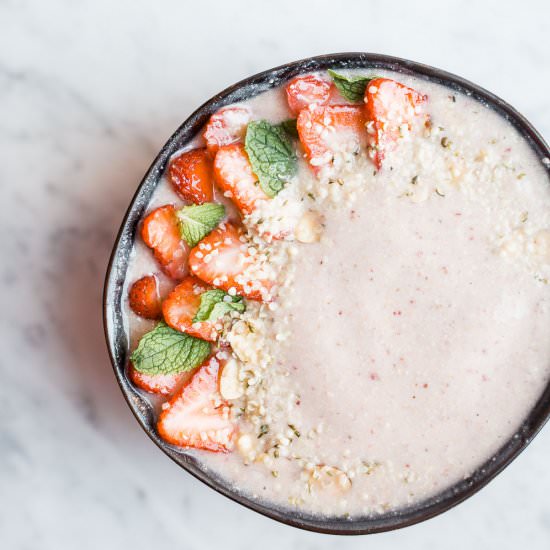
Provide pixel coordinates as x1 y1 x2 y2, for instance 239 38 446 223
280 119 299 139
130 322 210 375
328 69 380 103
245 120 297 197
193 289 245 323
177 202 225 247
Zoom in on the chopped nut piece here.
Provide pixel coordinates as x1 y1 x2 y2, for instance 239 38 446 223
475 149 487 162
499 237 522 258
449 161 464 182
237 433 253 454
219 358 244 400
227 320 258 363
294 211 323 243
307 465 352 493
410 186 429 203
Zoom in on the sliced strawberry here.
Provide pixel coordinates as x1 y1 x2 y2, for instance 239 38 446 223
141 205 188 280
297 104 366 175
168 148 214 204
162 276 219 341
285 74 333 114
189 223 271 301
364 78 427 169
214 143 268 215
203 106 251 154
128 362 187 396
157 355 234 452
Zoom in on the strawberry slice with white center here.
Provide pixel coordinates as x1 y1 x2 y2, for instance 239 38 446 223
203 106 252 154
141 205 189 280
364 78 427 169
162 276 220 342
297 104 366 175
285 74 333 114
157 356 234 452
214 143 268 215
188 223 272 301
128 363 188 396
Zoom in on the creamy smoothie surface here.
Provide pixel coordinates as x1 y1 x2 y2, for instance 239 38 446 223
123 69 550 518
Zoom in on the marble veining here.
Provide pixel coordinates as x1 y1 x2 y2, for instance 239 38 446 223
0 0 549 548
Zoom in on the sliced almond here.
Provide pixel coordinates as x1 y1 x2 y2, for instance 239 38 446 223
219 358 244 400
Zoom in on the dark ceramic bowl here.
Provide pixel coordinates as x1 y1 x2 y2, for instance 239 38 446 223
103 53 550 535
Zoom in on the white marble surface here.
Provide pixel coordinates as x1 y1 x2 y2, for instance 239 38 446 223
1 0 549 548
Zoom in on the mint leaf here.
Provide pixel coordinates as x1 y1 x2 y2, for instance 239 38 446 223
193 289 245 323
208 300 245 320
328 69 380 103
194 289 226 321
177 202 225 247
280 119 298 139
245 120 297 197
130 322 211 375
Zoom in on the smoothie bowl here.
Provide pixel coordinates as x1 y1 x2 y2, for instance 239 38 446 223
103 53 550 534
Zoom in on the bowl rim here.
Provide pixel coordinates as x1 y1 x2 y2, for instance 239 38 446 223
103 52 550 535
